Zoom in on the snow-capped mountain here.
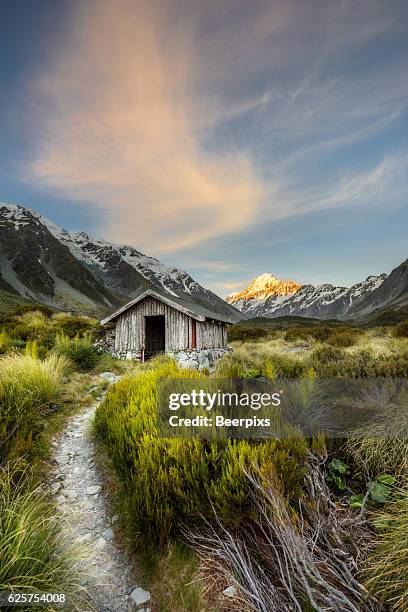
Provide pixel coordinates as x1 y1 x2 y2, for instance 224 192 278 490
227 271 394 319
0 203 242 320
226 273 302 314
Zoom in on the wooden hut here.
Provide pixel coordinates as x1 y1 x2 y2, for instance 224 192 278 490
100 288 236 363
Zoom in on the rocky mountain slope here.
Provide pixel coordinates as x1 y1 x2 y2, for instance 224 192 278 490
348 260 408 318
0 203 242 320
227 267 408 320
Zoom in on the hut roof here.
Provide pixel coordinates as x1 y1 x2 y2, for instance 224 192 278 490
100 287 238 325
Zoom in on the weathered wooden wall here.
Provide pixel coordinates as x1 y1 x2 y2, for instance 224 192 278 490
114 295 228 354
196 319 227 349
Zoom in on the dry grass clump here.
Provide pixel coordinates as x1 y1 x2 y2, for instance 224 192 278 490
187 455 379 611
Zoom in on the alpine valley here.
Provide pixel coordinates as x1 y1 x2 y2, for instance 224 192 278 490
0 203 241 320
2 202 407 323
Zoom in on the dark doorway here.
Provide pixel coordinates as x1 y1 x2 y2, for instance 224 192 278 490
145 315 165 357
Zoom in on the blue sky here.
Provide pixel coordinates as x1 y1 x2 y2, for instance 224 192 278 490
0 0 407 295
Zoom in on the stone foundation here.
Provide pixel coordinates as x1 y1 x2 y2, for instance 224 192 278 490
167 348 231 370
105 346 231 370
93 327 116 353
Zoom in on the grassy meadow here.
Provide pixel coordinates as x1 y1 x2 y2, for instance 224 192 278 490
2 298 408 610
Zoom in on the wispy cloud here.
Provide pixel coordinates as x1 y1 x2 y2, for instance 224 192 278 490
27 0 408 259
29 0 266 253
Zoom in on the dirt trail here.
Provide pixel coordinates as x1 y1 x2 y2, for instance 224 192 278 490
50 376 151 612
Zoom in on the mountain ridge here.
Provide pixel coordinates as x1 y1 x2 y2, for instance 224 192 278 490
0 202 243 321
227 268 407 320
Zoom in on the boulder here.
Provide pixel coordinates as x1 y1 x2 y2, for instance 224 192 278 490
99 372 121 383
86 485 102 495
130 587 150 608
222 585 237 598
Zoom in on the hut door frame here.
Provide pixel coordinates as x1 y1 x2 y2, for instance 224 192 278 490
191 319 197 349
144 315 166 356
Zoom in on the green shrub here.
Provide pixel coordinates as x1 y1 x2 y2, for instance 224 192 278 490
393 320 408 339
0 353 68 461
284 325 333 343
53 332 98 370
309 347 408 378
229 325 269 342
0 460 86 606
52 313 96 338
5 302 55 319
327 330 359 347
94 359 308 546
310 345 346 365
310 326 333 342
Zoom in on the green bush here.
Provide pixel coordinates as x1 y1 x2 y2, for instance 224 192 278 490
309 347 408 378
327 330 360 347
229 325 270 342
393 320 408 339
53 332 98 370
3 302 55 319
0 460 86 606
284 325 332 343
311 345 346 365
94 359 308 546
0 353 68 461
0 310 99 361
52 313 96 338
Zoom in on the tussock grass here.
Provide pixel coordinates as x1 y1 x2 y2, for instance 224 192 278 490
53 332 98 370
0 460 87 610
326 329 360 347
217 343 304 379
364 488 408 611
0 329 11 354
223 336 408 378
345 385 408 480
17 310 49 332
0 352 68 461
142 541 206 612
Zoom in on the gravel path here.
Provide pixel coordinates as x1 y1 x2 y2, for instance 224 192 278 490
49 378 151 612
